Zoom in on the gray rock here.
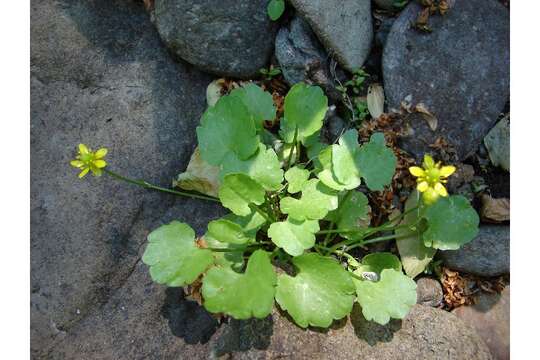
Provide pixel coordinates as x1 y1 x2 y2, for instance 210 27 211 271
439 225 510 277
383 0 509 160
453 287 510 360
484 116 510 171
416 277 443 307
31 0 214 356
153 0 277 78
289 0 373 72
212 305 491 359
44 201 227 359
275 16 333 85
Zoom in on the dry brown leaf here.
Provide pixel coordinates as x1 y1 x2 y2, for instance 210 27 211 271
415 102 438 131
480 194 510 223
173 147 221 197
367 83 385 119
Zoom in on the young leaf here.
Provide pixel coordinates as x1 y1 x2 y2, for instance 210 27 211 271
284 165 310 194
142 221 213 286
196 95 259 166
357 253 402 275
267 0 285 21
280 179 338 221
316 146 350 191
396 191 436 278
325 191 370 239
202 250 277 319
230 83 276 129
219 173 265 216
268 218 320 256
280 83 328 143
356 133 396 191
207 219 252 245
422 195 479 250
331 129 362 189
354 269 417 325
221 144 284 191
275 253 355 328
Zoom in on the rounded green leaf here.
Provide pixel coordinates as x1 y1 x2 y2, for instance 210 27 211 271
267 0 285 21
354 269 417 325
207 219 251 245
280 83 328 143
315 146 350 191
230 83 276 129
280 179 338 221
202 250 277 319
268 218 320 256
221 143 284 191
422 195 479 250
396 191 436 278
332 130 362 188
357 253 402 275
219 173 265 216
276 253 355 328
325 191 370 239
284 165 310 194
142 221 213 286
196 95 259 166
356 133 396 191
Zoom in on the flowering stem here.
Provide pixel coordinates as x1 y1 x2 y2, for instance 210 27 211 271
104 169 220 202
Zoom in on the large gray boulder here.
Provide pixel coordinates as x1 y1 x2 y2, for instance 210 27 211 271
383 0 509 160
289 0 373 72
439 225 510 277
153 0 277 78
211 305 492 359
31 0 214 356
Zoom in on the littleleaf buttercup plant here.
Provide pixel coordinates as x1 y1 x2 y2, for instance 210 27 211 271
70 82 479 328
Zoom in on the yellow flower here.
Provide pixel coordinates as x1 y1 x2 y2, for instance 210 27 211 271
70 144 108 178
409 154 456 205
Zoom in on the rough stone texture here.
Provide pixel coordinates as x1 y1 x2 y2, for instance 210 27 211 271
289 0 373 72
416 277 443 307
484 115 510 171
31 0 214 356
153 0 277 78
211 305 491 359
453 287 510 360
275 16 328 85
439 225 510 277
383 0 509 160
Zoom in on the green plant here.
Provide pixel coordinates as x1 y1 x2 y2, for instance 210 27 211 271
337 68 371 123
259 66 282 81
70 82 479 328
267 0 285 21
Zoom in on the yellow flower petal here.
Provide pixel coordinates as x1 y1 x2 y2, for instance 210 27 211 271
423 154 435 169
95 148 108 159
417 181 429 192
78 144 90 155
78 167 90 178
434 182 448 197
409 166 425 177
70 160 84 168
91 167 103 176
93 160 107 168
440 165 456 177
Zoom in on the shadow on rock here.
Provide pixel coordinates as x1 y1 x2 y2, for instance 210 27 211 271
161 288 219 344
212 316 273 356
350 304 401 346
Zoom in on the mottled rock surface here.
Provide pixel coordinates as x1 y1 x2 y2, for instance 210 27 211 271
289 0 373 72
416 277 443 307
153 0 277 78
383 0 509 160
31 0 214 356
439 225 510 277
453 287 510 360
484 116 510 171
211 305 491 359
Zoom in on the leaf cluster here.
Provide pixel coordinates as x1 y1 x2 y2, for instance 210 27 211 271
143 82 479 328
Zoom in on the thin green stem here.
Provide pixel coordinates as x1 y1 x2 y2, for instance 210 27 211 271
286 126 298 169
249 204 273 223
104 169 220 202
